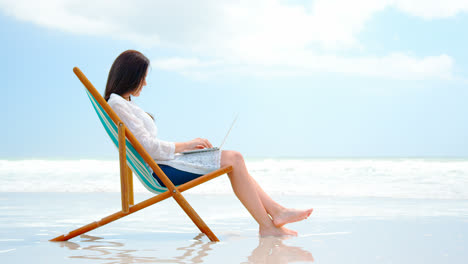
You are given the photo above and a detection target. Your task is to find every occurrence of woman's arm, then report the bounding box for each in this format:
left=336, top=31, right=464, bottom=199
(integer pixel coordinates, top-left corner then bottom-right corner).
left=175, top=138, right=213, bottom=153
left=111, top=102, right=176, bottom=160
left=110, top=99, right=213, bottom=156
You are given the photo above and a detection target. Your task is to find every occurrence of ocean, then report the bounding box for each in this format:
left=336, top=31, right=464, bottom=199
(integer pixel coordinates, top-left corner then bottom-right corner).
left=1, top=158, right=467, bottom=199
left=1, top=158, right=468, bottom=263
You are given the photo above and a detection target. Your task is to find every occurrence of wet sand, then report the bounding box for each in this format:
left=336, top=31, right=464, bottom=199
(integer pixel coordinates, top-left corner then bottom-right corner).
left=1, top=192, right=467, bottom=263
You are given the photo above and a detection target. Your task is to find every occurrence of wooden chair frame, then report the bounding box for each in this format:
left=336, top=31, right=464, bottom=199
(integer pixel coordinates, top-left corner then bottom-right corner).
left=50, top=67, right=232, bottom=242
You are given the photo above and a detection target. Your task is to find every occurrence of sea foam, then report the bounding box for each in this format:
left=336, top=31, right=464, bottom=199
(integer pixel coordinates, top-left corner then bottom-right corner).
left=1, top=159, right=467, bottom=199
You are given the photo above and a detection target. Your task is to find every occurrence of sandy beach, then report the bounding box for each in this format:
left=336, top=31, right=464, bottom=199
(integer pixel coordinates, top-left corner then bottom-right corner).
left=1, top=192, right=467, bottom=263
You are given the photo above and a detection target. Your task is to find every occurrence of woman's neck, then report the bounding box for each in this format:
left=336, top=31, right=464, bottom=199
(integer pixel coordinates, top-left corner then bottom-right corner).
left=121, top=94, right=131, bottom=101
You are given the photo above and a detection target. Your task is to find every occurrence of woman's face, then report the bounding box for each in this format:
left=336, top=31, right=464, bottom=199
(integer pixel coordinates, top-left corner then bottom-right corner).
left=131, top=71, right=147, bottom=97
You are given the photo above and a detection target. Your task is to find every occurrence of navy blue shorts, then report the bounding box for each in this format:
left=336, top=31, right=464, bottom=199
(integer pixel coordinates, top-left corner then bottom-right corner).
left=152, top=164, right=203, bottom=187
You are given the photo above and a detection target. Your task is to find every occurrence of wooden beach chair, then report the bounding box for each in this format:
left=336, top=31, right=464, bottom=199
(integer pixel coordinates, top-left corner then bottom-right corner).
left=50, top=67, right=232, bottom=242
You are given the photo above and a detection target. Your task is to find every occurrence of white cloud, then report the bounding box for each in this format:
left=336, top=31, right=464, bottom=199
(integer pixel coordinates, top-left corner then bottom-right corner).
left=393, top=0, right=468, bottom=19
left=0, top=0, right=464, bottom=80
left=153, top=52, right=454, bottom=80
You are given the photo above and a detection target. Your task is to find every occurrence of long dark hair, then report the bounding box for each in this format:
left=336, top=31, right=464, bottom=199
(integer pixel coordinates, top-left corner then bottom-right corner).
left=104, top=50, right=150, bottom=101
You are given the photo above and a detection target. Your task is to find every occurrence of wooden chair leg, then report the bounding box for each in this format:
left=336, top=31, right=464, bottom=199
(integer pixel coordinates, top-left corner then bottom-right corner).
left=127, top=165, right=134, bottom=206
left=172, top=192, right=219, bottom=242
left=49, top=166, right=232, bottom=242
left=50, top=191, right=172, bottom=242
left=118, top=123, right=129, bottom=213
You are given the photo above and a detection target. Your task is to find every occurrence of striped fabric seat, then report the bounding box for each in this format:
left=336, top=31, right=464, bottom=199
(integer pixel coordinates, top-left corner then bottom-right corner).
left=85, top=89, right=168, bottom=194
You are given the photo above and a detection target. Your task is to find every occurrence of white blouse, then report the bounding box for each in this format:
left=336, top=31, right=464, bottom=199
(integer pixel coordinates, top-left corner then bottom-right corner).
left=108, top=93, right=175, bottom=160
left=108, top=93, right=221, bottom=175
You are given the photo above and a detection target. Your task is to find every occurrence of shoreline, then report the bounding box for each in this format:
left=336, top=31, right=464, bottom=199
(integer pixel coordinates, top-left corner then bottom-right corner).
left=1, top=192, right=468, bottom=263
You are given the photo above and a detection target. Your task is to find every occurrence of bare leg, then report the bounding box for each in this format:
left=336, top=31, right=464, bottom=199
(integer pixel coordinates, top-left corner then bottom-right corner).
left=249, top=176, right=313, bottom=227
left=248, top=174, right=285, bottom=217
left=221, top=150, right=297, bottom=237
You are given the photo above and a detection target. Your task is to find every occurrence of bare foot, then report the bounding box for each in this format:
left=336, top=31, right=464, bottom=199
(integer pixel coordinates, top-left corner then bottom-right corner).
left=272, top=208, right=313, bottom=227
left=259, top=225, right=298, bottom=237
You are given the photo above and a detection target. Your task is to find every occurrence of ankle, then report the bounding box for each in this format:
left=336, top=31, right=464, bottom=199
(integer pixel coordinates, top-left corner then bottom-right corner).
left=259, top=220, right=277, bottom=231
left=269, top=205, right=287, bottom=218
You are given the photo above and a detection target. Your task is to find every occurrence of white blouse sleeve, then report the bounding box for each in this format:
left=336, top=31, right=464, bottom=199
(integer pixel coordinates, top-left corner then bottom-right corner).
left=111, top=101, right=175, bottom=161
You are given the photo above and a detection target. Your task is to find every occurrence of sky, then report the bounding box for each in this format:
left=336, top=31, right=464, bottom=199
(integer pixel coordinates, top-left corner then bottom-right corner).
left=1, top=0, right=468, bottom=159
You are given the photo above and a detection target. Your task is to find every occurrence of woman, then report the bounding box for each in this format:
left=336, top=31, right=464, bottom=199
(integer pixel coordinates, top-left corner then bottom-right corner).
left=105, top=50, right=312, bottom=237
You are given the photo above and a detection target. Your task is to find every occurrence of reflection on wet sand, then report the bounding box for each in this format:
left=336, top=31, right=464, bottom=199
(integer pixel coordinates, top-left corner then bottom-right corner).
left=58, top=234, right=313, bottom=264
left=248, top=237, right=314, bottom=264
left=60, top=234, right=213, bottom=263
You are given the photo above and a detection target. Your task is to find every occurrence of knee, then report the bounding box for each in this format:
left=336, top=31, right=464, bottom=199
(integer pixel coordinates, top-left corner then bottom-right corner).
left=222, top=150, right=244, bottom=167
left=231, top=151, right=244, bottom=165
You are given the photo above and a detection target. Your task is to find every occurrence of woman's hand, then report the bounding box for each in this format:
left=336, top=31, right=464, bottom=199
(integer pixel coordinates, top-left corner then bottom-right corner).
left=187, top=138, right=213, bottom=150
left=175, top=138, right=213, bottom=153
